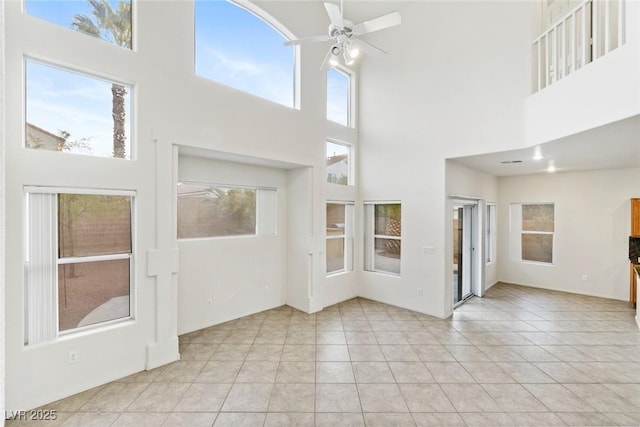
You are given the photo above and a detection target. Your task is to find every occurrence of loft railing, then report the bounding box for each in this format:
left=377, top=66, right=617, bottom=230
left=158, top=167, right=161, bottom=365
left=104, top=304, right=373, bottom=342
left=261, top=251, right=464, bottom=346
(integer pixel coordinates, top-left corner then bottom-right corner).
left=532, top=0, right=625, bottom=93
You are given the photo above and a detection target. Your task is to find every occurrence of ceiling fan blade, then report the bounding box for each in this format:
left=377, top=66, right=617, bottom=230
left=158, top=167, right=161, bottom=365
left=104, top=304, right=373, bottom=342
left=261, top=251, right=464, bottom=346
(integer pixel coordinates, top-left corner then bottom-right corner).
left=320, top=47, right=334, bottom=70
left=284, top=34, right=331, bottom=46
left=324, top=2, right=344, bottom=27
left=352, top=11, right=401, bottom=36
left=350, top=39, right=387, bottom=57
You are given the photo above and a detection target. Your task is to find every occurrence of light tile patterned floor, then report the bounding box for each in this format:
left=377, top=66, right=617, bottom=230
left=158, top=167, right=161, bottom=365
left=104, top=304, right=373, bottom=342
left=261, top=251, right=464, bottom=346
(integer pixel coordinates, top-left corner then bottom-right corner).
left=8, top=283, right=640, bottom=426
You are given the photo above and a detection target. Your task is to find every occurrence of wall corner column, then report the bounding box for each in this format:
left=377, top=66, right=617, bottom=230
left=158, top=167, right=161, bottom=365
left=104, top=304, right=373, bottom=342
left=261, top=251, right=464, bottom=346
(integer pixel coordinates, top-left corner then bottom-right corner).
left=145, top=140, right=180, bottom=369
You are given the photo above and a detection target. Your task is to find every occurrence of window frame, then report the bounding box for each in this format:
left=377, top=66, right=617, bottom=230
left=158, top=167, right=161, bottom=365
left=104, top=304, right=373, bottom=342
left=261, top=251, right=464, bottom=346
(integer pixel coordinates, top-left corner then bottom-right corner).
left=176, top=181, right=277, bottom=241
left=364, top=201, right=402, bottom=276
left=326, top=201, right=354, bottom=276
left=24, top=57, right=135, bottom=160
left=326, top=139, right=352, bottom=186
left=326, top=66, right=353, bottom=127
left=517, top=202, right=555, bottom=265
left=24, top=186, right=136, bottom=343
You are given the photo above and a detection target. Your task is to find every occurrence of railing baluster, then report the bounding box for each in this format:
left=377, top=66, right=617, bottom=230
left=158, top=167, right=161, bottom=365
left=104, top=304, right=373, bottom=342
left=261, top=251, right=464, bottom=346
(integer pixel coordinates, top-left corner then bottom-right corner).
left=561, top=20, right=566, bottom=79
left=604, top=0, right=610, bottom=54
left=592, top=0, right=599, bottom=58
left=618, top=0, right=625, bottom=46
left=542, top=35, right=547, bottom=89
left=536, top=42, right=542, bottom=91
left=570, top=12, right=576, bottom=74
left=580, top=2, right=590, bottom=67
left=545, top=33, right=550, bottom=87
left=551, top=28, right=556, bottom=83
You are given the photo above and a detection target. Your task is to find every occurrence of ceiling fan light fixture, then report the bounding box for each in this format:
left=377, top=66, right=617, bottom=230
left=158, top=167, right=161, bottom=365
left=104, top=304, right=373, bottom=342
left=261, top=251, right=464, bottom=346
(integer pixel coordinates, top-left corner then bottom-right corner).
left=347, top=44, right=360, bottom=59
left=288, top=1, right=401, bottom=69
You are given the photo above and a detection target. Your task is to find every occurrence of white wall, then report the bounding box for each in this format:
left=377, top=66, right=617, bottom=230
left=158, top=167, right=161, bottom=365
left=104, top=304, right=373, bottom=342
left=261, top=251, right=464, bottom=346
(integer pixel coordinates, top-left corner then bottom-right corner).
left=3, top=0, right=332, bottom=410
left=358, top=1, right=531, bottom=318
left=445, top=161, right=499, bottom=308
left=498, top=167, right=640, bottom=300
left=177, top=156, right=289, bottom=335
left=0, top=1, right=6, bottom=422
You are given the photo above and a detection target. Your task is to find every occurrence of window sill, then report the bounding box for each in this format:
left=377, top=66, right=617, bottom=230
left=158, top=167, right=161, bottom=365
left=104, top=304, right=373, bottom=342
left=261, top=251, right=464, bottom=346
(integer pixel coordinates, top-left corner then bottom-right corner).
left=326, top=270, right=353, bottom=278
left=364, top=270, right=401, bottom=278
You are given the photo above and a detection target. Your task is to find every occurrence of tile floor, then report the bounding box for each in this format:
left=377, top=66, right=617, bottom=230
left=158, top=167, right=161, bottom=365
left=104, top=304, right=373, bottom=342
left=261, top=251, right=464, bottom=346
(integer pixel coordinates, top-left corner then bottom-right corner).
left=8, top=282, right=640, bottom=426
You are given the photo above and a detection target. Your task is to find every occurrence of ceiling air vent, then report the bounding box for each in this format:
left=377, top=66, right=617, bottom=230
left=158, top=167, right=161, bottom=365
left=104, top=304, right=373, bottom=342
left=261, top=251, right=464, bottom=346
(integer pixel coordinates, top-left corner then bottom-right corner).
left=500, top=160, right=523, bottom=164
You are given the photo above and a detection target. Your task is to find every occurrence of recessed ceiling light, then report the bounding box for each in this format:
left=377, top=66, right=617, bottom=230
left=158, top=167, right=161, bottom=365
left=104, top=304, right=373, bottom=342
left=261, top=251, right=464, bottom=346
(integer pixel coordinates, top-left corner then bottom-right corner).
left=533, top=147, right=543, bottom=160
left=547, top=164, right=556, bottom=173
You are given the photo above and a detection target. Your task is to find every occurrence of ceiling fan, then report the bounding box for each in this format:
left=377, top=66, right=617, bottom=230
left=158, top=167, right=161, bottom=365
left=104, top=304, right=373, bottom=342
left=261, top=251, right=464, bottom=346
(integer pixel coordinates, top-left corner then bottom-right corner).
left=284, top=1, right=401, bottom=69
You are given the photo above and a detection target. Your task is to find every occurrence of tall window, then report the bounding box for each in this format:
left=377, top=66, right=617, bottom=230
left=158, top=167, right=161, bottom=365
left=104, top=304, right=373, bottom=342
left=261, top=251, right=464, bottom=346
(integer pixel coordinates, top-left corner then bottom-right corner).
left=486, top=204, right=496, bottom=263
left=364, top=203, right=401, bottom=275
left=25, top=0, right=132, bottom=49
left=326, top=202, right=354, bottom=274
left=326, top=68, right=350, bottom=126
left=326, top=141, right=351, bottom=185
left=25, top=60, right=132, bottom=159
left=521, top=203, right=554, bottom=263
left=25, top=189, right=134, bottom=344
left=195, top=1, right=295, bottom=108
left=177, top=183, right=277, bottom=239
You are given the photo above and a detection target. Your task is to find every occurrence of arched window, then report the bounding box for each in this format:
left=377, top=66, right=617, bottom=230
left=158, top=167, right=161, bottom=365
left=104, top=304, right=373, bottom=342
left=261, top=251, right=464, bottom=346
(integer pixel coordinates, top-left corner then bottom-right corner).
left=195, top=1, right=296, bottom=108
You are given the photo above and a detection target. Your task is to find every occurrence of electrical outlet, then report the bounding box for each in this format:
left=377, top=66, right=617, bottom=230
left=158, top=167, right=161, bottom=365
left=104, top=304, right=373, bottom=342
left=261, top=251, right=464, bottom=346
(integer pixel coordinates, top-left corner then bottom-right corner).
left=581, top=274, right=588, bottom=281
left=417, top=288, right=423, bottom=296
left=68, top=350, right=78, bottom=364
left=207, top=298, right=212, bottom=305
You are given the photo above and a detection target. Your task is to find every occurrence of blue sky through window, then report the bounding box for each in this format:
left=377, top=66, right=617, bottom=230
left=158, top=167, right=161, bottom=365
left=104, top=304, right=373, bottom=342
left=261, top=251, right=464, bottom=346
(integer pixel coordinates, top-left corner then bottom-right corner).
left=26, top=61, right=131, bottom=158
left=327, top=68, right=349, bottom=126
left=26, top=0, right=130, bottom=47
left=326, top=140, right=349, bottom=158
left=195, top=1, right=295, bottom=107
left=26, top=1, right=96, bottom=29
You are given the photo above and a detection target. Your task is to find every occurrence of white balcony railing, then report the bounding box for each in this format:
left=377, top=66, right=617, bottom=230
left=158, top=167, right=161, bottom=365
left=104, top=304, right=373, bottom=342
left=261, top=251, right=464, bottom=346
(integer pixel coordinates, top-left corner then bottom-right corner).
left=532, top=0, right=626, bottom=93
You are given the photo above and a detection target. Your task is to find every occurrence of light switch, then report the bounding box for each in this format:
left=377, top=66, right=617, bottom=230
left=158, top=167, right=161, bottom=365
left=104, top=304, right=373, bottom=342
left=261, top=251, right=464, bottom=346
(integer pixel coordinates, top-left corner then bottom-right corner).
left=422, top=246, right=435, bottom=255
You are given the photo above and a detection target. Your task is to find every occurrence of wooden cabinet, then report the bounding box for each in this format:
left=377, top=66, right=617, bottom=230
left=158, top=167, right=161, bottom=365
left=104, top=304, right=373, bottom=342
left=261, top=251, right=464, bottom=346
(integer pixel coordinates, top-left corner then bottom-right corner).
left=632, top=198, right=640, bottom=237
